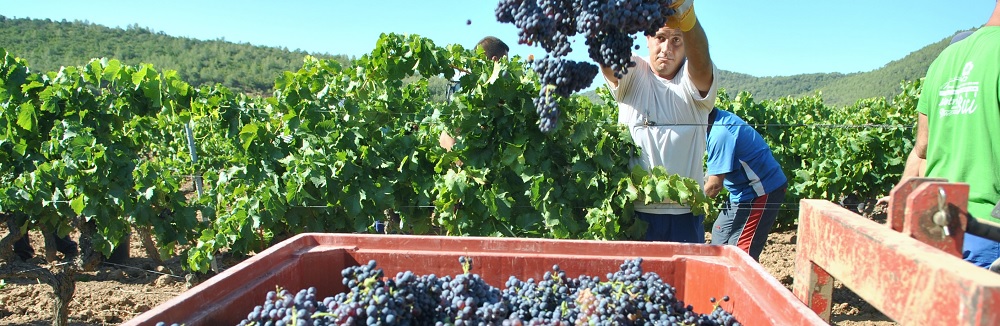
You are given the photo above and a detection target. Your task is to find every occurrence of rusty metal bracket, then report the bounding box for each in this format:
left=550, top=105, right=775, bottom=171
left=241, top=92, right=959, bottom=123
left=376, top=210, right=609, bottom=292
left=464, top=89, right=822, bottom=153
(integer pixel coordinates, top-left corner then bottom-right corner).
left=887, top=178, right=1000, bottom=254
left=886, top=177, right=947, bottom=232
left=901, top=182, right=968, bottom=257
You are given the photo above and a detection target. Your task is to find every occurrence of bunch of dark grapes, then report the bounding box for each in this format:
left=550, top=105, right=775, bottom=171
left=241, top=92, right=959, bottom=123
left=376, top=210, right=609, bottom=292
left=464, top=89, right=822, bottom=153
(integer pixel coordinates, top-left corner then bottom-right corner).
left=226, top=257, right=740, bottom=326
left=587, top=30, right=638, bottom=78
left=498, top=0, right=677, bottom=76
left=501, top=264, right=581, bottom=324
left=532, top=56, right=598, bottom=131
left=533, top=56, right=598, bottom=98
left=497, top=0, right=677, bottom=132
left=577, top=0, right=676, bottom=78
left=496, top=0, right=576, bottom=57
left=533, top=88, right=559, bottom=133
left=230, top=287, right=322, bottom=326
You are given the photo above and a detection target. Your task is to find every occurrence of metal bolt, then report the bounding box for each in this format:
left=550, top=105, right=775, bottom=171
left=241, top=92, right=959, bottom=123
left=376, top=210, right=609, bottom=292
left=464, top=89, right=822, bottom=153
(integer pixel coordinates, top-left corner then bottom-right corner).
left=933, top=211, right=951, bottom=237
left=934, top=187, right=951, bottom=238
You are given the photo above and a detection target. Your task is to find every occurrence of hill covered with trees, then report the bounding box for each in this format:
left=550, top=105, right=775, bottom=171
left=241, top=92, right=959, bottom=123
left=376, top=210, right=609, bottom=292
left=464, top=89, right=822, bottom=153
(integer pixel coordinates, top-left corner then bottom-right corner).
left=584, top=29, right=971, bottom=107
left=0, top=15, right=353, bottom=95
left=715, top=33, right=963, bottom=107
left=0, top=15, right=971, bottom=106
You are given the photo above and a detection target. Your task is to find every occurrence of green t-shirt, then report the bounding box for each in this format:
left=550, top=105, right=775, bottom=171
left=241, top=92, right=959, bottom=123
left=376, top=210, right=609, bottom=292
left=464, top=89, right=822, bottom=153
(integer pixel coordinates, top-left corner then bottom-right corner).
left=917, top=27, right=1000, bottom=223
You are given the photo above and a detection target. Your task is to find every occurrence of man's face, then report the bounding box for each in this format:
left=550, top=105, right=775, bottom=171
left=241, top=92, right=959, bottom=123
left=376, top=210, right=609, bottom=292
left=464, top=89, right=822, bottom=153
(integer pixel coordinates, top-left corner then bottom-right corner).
left=647, top=26, right=686, bottom=79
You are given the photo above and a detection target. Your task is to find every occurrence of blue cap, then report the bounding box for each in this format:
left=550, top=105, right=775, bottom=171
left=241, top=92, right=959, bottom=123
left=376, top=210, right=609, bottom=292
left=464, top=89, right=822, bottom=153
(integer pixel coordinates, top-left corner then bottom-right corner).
left=950, top=30, right=974, bottom=44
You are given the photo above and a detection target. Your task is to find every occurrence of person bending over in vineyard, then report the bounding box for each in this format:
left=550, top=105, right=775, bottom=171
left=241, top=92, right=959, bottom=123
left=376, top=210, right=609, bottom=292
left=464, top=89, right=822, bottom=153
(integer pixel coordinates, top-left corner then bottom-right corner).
left=14, top=234, right=78, bottom=261
left=704, top=108, right=787, bottom=261
left=477, top=36, right=511, bottom=61
left=600, top=0, right=718, bottom=243
left=6, top=211, right=78, bottom=261
left=374, top=37, right=510, bottom=234
left=439, top=36, right=510, bottom=152
left=887, top=2, right=1000, bottom=269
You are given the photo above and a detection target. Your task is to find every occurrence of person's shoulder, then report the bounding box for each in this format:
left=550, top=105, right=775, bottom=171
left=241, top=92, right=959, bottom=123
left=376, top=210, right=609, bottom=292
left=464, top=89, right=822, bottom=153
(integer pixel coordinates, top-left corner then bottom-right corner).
left=966, top=27, right=1000, bottom=48
left=940, top=29, right=997, bottom=56
left=629, top=54, right=649, bottom=69
left=717, top=110, right=753, bottom=137
left=714, top=108, right=740, bottom=124
left=950, top=30, right=975, bottom=44
left=617, top=55, right=650, bottom=84
left=712, top=108, right=729, bottom=118
left=708, top=124, right=734, bottom=145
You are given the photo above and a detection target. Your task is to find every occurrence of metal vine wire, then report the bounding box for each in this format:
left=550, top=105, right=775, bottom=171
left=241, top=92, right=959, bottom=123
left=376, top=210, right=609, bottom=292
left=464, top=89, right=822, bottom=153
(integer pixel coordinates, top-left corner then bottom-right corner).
left=100, top=262, right=187, bottom=280
left=225, top=107, right=915, bottom=130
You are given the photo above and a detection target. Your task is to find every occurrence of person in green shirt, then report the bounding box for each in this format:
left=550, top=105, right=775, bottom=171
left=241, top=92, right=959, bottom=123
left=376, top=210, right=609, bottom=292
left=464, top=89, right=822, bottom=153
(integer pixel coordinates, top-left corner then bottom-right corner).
left=891, top=2, right=1000, bottom=269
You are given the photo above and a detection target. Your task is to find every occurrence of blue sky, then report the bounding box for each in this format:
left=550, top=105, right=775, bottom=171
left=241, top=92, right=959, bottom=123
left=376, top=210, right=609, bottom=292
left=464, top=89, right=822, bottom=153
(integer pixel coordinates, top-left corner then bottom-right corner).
left=3, top=1, right=993, bottom=88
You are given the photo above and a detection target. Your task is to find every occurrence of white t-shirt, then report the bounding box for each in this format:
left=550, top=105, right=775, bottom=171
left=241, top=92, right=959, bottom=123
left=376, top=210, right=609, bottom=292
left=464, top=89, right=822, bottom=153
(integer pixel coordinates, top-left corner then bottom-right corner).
left=445, top=70, right=466, bottom=103
left=607, top=55, right=718, bottom=214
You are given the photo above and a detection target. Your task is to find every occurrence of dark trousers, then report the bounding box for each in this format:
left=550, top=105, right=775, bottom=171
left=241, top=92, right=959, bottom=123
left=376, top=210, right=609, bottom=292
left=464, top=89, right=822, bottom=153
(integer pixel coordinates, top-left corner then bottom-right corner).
left=636, top=211, right=706, bottom=244
left=711, top=184, right=787, bottom=260
left=13, top=232, right=78, bottom=260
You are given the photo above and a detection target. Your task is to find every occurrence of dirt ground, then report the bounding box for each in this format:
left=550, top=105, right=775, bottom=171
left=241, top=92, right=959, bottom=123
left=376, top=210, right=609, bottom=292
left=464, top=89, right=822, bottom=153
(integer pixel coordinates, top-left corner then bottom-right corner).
left=754, top=229, right=895, bottom=326
left=1, top=212, right=897, bottom=326
left=0, top=227, right=192, bottom=326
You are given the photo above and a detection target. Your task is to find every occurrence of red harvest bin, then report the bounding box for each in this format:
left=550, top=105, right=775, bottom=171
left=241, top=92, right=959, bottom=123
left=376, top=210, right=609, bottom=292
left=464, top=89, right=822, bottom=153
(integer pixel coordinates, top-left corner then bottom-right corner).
left=124, top=234, right=825, bottom=326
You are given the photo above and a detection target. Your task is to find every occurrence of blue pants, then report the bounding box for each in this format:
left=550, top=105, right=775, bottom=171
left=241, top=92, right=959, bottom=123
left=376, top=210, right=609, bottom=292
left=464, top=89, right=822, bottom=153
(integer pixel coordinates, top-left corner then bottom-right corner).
left=636, top=211, right=705, bottom=244
left=963, top=231, right=1000, bottom=268
left=711, top=184, right=786, bottom=261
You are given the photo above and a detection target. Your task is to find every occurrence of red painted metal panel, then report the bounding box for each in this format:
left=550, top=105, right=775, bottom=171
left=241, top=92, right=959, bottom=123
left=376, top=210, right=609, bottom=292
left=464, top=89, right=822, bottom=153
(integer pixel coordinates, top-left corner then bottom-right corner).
left=125, top=234, right=826, bottom=326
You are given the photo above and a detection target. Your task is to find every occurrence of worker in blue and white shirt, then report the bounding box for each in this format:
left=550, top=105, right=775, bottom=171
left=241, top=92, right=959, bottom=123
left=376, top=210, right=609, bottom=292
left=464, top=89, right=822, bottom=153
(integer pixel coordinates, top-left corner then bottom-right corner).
left=705, top=107, right=788, bottom=260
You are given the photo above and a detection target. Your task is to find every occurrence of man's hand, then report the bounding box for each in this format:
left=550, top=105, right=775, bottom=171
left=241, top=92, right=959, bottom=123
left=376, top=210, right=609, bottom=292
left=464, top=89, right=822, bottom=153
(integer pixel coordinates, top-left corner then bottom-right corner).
left=704, top=174, right=724, bottom=198
left=439, top=130, right=456, bottom=152
left=667, top=0, right=697, bottom=32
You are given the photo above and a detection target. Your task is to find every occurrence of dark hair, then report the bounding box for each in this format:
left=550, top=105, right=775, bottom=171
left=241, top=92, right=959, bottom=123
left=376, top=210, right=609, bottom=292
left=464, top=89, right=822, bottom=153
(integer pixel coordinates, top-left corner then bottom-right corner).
left=476, top=36, right=509, bottom=60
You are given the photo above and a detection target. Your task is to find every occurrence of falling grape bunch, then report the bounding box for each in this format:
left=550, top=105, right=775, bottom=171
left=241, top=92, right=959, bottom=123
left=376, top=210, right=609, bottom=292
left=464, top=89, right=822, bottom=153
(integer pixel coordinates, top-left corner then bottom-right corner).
left=197, top=257, right=742, bottom=326
left=496, top=0, right=678, bottom=132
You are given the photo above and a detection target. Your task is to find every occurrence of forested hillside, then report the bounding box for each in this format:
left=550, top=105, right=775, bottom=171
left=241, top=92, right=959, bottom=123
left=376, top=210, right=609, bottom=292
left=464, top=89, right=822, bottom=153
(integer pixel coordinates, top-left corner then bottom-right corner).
left=0, top=15, right=353, bottom=95
left=0, top=15, right=970, bottom=106
left=587, top=30, right=971, bottom=107
left=714, top=34, right=959, bottom=107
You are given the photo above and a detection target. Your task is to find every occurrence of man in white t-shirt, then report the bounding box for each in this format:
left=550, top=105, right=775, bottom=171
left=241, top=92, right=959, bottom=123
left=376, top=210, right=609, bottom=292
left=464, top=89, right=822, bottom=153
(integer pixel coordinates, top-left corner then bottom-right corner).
left=601, top=0, right=718, bottom=243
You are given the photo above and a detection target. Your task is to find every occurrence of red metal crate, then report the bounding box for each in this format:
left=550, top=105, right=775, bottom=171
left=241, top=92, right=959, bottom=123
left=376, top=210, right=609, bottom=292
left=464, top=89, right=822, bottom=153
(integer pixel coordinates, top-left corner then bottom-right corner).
left=125, top=234, right=825, bottom=326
